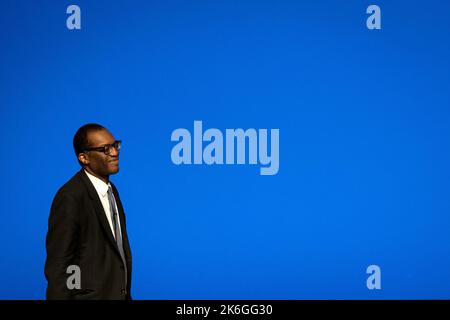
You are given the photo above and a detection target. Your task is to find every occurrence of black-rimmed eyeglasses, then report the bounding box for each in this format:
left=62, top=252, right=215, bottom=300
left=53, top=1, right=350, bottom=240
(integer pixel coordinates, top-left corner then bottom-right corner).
left=84, top=140, right=122, bottom=155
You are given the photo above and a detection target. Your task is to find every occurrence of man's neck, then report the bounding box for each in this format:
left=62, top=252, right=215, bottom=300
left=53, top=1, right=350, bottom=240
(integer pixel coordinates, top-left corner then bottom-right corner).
left=84, top=167, right=109, bottom=184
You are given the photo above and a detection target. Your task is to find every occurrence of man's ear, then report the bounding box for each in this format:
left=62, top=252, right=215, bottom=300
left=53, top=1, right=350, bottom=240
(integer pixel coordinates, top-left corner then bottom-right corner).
left=78, top=152, right=89, bottom=166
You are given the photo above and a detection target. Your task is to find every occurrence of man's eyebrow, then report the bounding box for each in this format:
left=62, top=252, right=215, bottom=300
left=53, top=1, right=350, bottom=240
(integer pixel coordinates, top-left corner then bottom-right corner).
left=99, top=141, right=115, bottom=147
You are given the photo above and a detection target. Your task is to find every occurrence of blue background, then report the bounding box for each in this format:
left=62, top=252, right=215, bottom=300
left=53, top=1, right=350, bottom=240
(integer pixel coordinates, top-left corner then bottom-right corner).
left=1, top=0, right=450, bottom=299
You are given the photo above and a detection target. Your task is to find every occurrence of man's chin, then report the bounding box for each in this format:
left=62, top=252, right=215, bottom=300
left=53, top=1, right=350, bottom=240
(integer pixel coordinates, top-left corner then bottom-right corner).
left=109, top=166, right=120, bottom=175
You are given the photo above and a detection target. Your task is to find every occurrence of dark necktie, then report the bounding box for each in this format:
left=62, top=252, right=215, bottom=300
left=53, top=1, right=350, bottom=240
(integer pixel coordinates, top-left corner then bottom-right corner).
left=107, top=185, right=128, bottom=288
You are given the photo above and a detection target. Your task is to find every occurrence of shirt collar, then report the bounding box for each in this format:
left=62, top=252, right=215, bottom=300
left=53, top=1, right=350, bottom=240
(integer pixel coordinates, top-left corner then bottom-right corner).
left=84, top=169, right=110, bottom=197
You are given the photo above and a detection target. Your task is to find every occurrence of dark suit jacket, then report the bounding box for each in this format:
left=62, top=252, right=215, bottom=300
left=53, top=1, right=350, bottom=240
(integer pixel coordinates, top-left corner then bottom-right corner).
left=45, top=170, right=132, bottom=300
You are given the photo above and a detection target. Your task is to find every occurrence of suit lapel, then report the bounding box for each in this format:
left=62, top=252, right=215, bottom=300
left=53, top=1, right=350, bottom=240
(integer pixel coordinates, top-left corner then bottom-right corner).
left=110, top=183, right=132, bottom=264
left=78, top=170, right=122, bottom=257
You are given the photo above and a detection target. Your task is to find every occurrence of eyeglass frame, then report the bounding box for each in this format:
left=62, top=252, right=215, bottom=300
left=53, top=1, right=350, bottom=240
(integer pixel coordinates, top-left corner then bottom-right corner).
left=84, top=140, right=122, bottom=155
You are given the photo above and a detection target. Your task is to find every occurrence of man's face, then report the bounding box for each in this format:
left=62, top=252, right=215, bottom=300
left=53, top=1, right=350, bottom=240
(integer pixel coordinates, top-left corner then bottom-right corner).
left=82, top=129, right=120, bottom=178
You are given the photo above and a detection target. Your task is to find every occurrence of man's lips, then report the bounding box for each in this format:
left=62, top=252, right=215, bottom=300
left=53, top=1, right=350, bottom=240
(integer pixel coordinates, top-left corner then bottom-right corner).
left=109, top=159, right=119, bottom=165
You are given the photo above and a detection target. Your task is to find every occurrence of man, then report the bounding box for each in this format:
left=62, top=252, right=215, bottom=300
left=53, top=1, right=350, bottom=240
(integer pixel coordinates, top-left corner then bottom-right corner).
left=45, top=123, right=132, bottom=300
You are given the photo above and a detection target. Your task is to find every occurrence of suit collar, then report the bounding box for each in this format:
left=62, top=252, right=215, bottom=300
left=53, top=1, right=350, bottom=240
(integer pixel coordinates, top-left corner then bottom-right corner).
left=84, top=169, right=110, bottom=197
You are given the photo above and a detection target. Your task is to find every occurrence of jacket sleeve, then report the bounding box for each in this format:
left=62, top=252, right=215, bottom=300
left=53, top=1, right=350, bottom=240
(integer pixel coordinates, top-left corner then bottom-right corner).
left=44, top=191, right=80, bottom=300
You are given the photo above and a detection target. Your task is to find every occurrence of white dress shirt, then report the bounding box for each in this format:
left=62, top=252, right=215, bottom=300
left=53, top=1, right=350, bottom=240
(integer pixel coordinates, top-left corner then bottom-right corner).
left=84, top=170, right=122, bottom=240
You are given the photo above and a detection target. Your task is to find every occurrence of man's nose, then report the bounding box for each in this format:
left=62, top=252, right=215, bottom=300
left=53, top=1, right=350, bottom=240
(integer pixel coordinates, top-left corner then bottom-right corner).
left=109, top=146, right=119, bottom=157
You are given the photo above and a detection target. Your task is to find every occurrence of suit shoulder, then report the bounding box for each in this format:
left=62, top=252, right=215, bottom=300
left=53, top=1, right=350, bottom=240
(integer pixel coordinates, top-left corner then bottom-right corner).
left=53, top=171, right=87, bottom=201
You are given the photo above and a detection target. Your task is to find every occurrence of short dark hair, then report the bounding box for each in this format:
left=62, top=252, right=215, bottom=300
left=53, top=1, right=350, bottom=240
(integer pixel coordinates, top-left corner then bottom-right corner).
left=73, top=123, right=105, bottom=162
